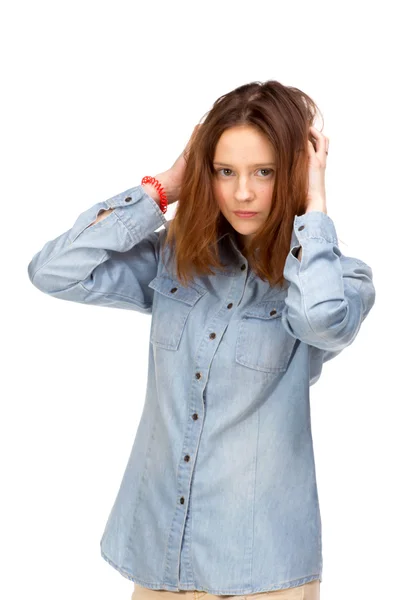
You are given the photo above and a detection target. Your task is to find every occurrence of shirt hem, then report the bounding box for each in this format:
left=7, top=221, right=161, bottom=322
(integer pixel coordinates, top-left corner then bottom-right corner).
left=100, top=548, right=321, bottom=594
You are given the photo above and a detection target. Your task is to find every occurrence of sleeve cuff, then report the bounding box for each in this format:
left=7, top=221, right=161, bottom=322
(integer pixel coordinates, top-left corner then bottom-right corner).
left=293, top=210, right=338, bottom=245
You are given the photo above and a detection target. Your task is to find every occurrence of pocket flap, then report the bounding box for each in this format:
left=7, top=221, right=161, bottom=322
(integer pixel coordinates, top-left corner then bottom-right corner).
left=243, top=299, right=286, bottom=320
left=148, top=274, right=207, bottom=306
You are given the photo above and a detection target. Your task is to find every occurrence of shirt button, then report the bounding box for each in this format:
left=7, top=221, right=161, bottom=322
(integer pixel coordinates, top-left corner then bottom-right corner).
left=184, top=455, right=190, bottom=462
left=298, top=225, right=305, bottom=231
left=180, top=497, right=185, bottom=504
left=195, top=372, right=202, bottom=379
left=270, top=309, right=277, bottom=316
left=124, top=196, right=132, bottom=202
left=192, top=413, right=198, bottom=420
left=227, top=303, right=233, bottom=309
left=170, top=287, right=178, bottom=293
left=240, top=264, right=246, bottom=270
left=209, top=332, right=216, bottom=339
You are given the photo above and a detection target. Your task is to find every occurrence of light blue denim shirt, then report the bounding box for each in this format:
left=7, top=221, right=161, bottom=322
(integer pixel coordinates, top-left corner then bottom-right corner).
left=27, top=184, right=376, bottom=595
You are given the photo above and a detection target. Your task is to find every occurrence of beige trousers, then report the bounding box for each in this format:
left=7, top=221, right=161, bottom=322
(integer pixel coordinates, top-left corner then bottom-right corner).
left=132, top=579, right=320, bottom=600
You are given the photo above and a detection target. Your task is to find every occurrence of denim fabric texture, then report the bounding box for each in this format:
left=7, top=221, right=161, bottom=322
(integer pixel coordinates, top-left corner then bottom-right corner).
left=27, top=185, right=376, bottom=595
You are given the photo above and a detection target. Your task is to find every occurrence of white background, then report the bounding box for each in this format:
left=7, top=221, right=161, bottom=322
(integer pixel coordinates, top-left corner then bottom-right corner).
left=1, top=1, right=398, bottom=599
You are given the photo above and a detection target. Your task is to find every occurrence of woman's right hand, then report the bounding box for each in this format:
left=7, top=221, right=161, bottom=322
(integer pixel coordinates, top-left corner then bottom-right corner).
left=145, top=124, right=202, bottom=206
left=164, top=124, right=202, bottom=205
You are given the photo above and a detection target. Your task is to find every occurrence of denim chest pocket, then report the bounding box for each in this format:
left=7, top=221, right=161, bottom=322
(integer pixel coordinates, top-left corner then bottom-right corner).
left=148, top=274, right=207, bottom=350
left=236, top=300, right=297, bottom=373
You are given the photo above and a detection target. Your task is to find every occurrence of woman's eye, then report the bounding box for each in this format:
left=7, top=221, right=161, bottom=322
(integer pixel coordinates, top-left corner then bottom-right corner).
left=217, top=168, right=273, bottom=177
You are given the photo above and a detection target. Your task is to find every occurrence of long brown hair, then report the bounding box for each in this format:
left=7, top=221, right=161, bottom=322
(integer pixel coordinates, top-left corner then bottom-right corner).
left=162, top=79, right=324, bottom=290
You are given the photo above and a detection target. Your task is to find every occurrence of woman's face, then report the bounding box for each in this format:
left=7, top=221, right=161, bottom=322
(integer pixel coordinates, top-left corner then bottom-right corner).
left=212, top=125, right=276, bottom=251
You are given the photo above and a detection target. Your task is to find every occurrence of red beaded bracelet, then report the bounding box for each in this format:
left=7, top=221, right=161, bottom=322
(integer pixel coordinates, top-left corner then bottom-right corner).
left=141, top=176, right=168, bottom=214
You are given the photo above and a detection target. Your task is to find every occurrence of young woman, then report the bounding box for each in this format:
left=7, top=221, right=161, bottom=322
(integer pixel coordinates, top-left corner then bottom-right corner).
left=27, top=80, right=375, bottom=600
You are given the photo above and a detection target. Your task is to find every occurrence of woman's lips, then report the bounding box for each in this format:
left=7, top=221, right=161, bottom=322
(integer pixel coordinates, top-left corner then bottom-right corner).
left=233, top=211, right=258, bottom=218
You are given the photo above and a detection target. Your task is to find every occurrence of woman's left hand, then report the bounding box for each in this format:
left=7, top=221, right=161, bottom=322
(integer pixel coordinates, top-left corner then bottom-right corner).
left=306, top=125, right=329, bottom=214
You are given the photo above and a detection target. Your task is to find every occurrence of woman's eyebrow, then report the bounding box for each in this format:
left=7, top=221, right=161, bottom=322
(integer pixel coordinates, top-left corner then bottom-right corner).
left=213, top=161, right=276, bottom=167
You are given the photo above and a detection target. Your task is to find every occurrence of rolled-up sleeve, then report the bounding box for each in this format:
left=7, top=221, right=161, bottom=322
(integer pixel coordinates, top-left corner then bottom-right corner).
left=280, top=210, right=376, bottom=352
